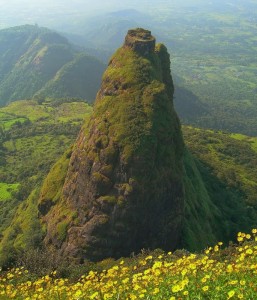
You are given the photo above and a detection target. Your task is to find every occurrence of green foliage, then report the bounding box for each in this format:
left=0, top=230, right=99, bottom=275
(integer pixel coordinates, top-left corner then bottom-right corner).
left=94, top=44, right=182, bottom=168
left=38, top=148, right=72, bottom=212
left=0, top=188, right=43, bottom=267
left=0, top=99, right=92, bottom=266
left=182, top=150, right=222, bottom=250
left=183, top=126, right=257, bottom=207
left=57, top=221, right=69, bottom=242
left=182, top=126, right=257, bottom=250
left=0, top=183, right=19, bottom=201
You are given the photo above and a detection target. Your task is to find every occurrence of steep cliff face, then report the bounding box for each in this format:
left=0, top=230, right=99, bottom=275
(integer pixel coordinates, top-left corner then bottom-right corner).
left=39, top=28, right=185, bottom=261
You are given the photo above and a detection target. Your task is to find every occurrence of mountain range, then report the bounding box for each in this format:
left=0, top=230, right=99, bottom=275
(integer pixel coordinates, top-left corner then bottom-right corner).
left=0, top=25, right=105, bottom=106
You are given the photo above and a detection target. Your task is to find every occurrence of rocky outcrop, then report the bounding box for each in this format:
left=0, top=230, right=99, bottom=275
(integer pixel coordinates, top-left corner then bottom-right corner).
left=40, top=28, right=185, bottom=261
left=124, top=28, right=156, bottom=55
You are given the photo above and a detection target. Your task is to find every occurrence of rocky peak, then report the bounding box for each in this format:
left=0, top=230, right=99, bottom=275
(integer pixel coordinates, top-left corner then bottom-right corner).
left=124, top=28, right=156, bottom=55
left=40, top=28, right=185, bottom=262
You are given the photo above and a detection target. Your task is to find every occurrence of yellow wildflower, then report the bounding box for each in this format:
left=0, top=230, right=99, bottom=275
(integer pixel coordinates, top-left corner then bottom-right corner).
left=172, top=284, right=182, bottom=293
left=240, top=280, right=246, bottom=285
left=246, top=249, right=253, bottom=255
left=89, top=292, right=98, bottom=299
left=228, top=290, right=235, bottom=299
left=202, top=286, right=209, bottom=292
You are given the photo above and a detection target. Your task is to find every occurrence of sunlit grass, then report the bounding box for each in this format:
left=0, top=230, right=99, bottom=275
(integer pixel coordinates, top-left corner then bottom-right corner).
left=0, top=183, right=19, bottom=201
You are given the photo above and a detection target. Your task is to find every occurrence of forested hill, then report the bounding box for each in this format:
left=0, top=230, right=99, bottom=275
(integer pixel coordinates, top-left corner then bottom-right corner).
left=0, top=25, right=105, bottom=106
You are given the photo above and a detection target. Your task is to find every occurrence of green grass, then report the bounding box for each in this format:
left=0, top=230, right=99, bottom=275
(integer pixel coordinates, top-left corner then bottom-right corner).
left=230, top=133, right=257, bottom=153
left=56, top=102, right=92, bottom=123
left=183, top=126, right=257, bottom=207
left=0, top=98, right=92, bottom=239
left=1, top=100, right=52, bottom=121
left=0, top=183, right=19, bottom=201
left=0, top=112, right=28, bottom=130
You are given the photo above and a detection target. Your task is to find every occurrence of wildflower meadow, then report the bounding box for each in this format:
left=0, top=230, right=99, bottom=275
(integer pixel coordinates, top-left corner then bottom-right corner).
left=1, top=230, right=257, bottom=299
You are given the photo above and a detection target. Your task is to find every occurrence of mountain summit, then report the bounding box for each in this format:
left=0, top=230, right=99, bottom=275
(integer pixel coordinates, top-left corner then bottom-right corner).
left=124, top=28, right=156, bottom=54
left=39, top=28, right=185, bottom=261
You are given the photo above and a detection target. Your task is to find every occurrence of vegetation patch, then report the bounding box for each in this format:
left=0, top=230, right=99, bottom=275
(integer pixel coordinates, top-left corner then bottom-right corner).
left=0, top=99, right=91, bottom=260
left=0, top=182, right=19, bottom=201
left=183, top=126, right=257, bottom=207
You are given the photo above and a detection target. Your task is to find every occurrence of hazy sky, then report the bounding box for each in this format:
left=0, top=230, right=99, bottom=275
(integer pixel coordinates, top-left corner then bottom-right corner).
left=0, top=0, right=209, bottom=28
left=0, top=0, right=139, bottom=28
left=0, top=0, right=255, bottom=33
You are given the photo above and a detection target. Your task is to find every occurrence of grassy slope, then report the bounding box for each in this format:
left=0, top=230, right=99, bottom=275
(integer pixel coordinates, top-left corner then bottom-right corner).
left=183, top=126, right=257, bottom=206
left=0, top=183, right=20, bottom=201
left=0, top=99, right=92, bottom=238
left=1, top=230, right=257, bottom=299
left=35, top=53, right=105, bottom=101
left=182, top=126, right=257, bottom=250
left=0, top=25, right=74, bottom=104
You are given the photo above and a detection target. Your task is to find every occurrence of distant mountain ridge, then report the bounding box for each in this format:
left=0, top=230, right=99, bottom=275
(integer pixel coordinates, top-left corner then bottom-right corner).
left=0, top=25, right=105, bottom=106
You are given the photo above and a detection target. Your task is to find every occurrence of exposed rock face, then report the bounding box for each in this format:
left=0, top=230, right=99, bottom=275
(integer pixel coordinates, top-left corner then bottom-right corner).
left=124, top=28, right=156, bottom=55
left=41, top=28, right=185, bottom=261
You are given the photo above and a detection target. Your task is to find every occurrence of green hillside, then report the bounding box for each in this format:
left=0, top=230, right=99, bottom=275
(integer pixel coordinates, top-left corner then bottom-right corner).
left=0, top=25, right=105, bottom=105
left=0, top=99, right=257, bottom=266
left=182, top=127, right=257, bottom=250
left=184, top=127, right=257, bottom=207
left=0, top=99, right=92, bottom=246
left=35, top=53, right=104, bottom=100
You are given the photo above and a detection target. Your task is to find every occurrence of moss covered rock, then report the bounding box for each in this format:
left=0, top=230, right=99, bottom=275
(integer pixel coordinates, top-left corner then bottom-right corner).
left=41, top=28, right=185, bottom=261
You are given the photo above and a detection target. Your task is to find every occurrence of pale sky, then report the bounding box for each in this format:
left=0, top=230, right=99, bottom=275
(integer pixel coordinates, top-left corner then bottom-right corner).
left=0, top=0, right=254, bottom=32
